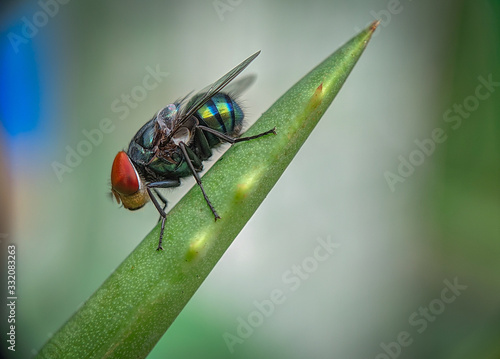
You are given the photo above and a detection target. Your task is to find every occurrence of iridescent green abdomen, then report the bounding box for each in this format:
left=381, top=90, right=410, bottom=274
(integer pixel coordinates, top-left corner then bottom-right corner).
left=195, top=93, right=243, bottom=146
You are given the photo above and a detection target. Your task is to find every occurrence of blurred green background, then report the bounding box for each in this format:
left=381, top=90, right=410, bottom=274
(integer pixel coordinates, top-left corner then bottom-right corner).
left=0, top=0, right=499, bottom=358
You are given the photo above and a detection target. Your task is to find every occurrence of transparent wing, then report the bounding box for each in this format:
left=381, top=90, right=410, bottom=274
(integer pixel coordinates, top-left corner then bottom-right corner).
left=181, top=74, right=256, bottom=117
left=172, top=51, right=260, bottom=132
left=192, top=74, right=257, bottom=99
left=220, top=74, right=257, bottom=96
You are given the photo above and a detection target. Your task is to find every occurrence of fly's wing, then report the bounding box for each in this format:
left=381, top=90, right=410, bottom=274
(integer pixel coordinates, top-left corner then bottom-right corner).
left=182, top=74, right=256, bottom=114
left=219, top=74, right=256, bottom=97
left=171, top=51, right=261, bottom=134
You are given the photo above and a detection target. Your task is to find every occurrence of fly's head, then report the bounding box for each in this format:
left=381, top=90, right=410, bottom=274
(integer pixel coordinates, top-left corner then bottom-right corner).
left=110, top=151, right=149, bottom=210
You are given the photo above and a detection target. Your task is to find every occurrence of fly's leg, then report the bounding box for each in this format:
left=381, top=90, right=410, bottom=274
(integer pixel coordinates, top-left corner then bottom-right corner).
left=179, top=142, right=221, bottom=221
left=154, top=189, right=167, bottom=222
left=194, top=127, right=213, bottom=160
left=147, top=179, right=181, bottom=250
left=197, top=125, right=276, bottom=144
left=146, top=187, right=167, bottom=251
left=154, top=189, right=168, bottom=210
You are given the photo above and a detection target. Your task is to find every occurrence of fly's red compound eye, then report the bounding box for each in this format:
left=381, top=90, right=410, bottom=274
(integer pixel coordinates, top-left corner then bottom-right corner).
left=111, top=151, right=140, bottom=195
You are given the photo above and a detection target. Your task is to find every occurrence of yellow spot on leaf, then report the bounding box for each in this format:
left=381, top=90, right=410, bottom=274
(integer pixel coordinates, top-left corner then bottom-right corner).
left=185, top=233, right=208, bottom=262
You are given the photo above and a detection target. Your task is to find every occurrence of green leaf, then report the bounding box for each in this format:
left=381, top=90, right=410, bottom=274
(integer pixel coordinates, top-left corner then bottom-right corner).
left=37, top=21, right=379, bottom=359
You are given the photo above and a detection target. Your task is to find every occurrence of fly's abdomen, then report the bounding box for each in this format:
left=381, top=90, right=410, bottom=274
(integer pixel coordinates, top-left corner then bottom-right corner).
left=195, top=93, right=243, bottom=146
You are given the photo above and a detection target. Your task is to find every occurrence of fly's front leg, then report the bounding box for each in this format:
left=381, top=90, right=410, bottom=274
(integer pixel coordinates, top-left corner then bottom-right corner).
left=147, top=179, right=181, bottom=250
left=179, top=142, right=221, bottom=221
left=146, top=187, right=167, bottom=251
left=197, top=125, right=276, bottom=144
left=154, top=189, right=168, bottom=210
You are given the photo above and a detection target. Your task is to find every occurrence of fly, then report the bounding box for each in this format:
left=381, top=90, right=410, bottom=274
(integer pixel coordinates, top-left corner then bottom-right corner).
left=110, top=51, right=275, bottom=250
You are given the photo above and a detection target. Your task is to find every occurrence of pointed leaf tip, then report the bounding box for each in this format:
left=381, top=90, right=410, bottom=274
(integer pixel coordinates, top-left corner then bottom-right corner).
left=370, top=20, right=381, bottom=32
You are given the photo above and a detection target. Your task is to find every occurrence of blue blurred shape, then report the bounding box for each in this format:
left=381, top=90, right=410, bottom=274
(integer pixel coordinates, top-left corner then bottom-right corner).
left=0, top=22, right=41, bottom=136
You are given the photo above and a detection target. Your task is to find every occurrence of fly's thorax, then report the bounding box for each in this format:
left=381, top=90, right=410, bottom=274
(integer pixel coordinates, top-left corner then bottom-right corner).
left=129, top=104, right=179, bottom=156
left=127, top=107, right=179, bottom=178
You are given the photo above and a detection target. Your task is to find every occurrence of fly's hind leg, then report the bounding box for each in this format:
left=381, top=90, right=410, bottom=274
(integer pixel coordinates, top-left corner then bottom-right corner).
left=197, top=125, right=276, bottom=144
